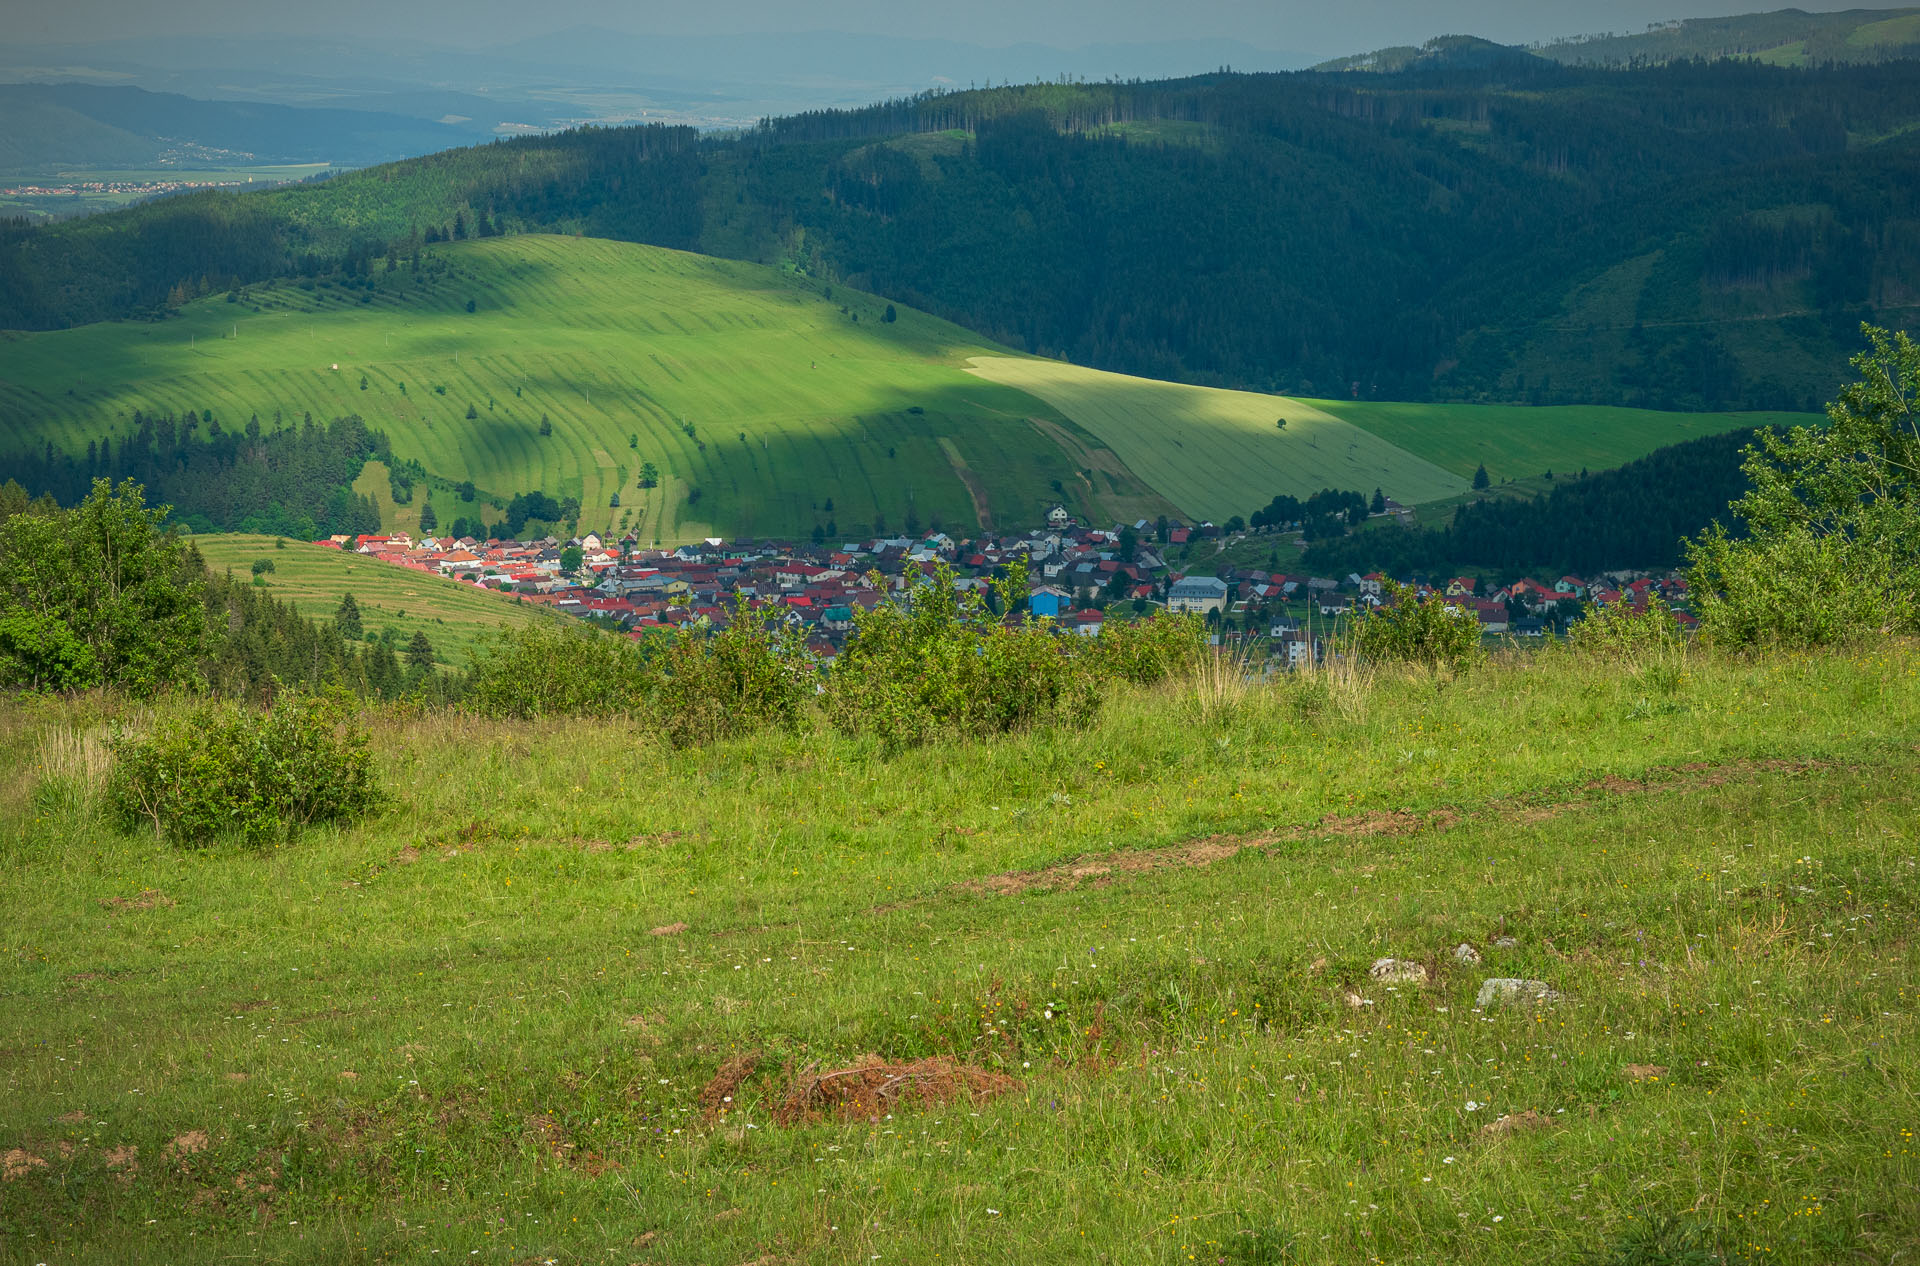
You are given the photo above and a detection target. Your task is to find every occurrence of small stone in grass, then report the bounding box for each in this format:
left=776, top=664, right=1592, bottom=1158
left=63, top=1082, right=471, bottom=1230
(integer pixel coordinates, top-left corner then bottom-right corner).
left=1476, top=977, right=1560, bottom=1007
left=1370, top=957, right=1428, bottom=984
left=1492, top=936, right=1519, bottom=949
left=1452, top=943, right=1482, bottom=965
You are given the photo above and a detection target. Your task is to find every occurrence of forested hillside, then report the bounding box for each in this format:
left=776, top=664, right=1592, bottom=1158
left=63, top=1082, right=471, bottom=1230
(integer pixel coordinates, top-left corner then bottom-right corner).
left=1299, top=427, right=1767, bottom=577
left=3, top=57, right=1918, bottom=409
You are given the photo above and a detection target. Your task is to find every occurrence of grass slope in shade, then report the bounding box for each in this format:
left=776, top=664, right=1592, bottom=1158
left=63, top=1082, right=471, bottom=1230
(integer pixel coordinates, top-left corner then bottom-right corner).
left=0, top=236, right=1110, bottom=543
left=967, top=355, right=1469, bottom=521
left=1311, top=398, right=1820, bottom=485
left=192, top=534, right=554, bottom=667
left=4, top=644, right=1918, bottom=1263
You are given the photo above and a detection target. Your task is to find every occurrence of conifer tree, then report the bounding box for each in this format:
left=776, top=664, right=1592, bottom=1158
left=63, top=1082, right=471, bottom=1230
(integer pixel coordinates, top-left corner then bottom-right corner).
left=335, top=592, right=362, bottom=639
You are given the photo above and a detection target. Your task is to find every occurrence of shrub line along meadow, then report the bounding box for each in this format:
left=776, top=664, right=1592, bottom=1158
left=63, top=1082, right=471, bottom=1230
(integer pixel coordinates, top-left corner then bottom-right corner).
left=4, top=636, right=1919, bottom=1264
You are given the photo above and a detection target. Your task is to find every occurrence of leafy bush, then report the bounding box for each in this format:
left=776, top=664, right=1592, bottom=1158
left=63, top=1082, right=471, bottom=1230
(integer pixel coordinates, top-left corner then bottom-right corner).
left=1078, top=611, right=1206, bottom=684
left=825, top=565, right=1098, bottom=748
left=1687, top=326, right=1920, bottom=647
left=108, top=692, right=380, bottom=845
left=1347, top=580, right=1483, bottom=671
left=465, top=623, right=656, bottom=718
left=653, top=605, right=816, bottom=747
left=1566, top=599, right=1686, bottom=660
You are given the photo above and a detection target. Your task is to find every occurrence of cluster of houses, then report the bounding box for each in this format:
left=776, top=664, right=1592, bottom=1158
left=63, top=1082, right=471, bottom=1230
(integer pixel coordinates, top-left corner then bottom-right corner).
left=320, top=509, right=1693, bottom=663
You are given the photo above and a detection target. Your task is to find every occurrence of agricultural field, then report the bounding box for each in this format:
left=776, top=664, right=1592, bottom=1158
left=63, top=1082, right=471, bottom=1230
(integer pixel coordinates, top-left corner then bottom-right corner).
left=965, top=357, right=1470, bottom=523
left=0, top=236, right=1116, bottom=544
left=1308, top=399, right=1817, bottom=486
left=3, top=643, right=1918, bottom=1263
left=192, top=533, right=553, bottom=668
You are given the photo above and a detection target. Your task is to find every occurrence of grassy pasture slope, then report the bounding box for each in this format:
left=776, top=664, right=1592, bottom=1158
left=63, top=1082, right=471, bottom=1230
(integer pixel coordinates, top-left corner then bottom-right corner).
left=967, top=356, right=1470, bottom=521
left=0, top=236, right=1110, bottom=543
left=3, top=646, right=1917, bottom=1262
left=1311, top=398, right=1819, bottom=485
left=192, top=534, right=555, bottom=668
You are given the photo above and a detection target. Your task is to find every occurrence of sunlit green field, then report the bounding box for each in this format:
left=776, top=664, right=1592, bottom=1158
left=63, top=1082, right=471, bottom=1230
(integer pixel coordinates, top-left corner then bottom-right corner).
left=0, top=236, right=1114, bottom=543
left=4, top=642, right=1917, bottom=1264
left=1308, top=398, right=1817, bottom=486
left=191, top=534, right=554, bottom=668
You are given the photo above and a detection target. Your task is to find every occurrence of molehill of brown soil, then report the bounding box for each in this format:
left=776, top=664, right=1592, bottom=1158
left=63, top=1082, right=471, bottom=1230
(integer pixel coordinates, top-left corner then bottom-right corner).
left=772, top=1055, right=1018, bottom=1124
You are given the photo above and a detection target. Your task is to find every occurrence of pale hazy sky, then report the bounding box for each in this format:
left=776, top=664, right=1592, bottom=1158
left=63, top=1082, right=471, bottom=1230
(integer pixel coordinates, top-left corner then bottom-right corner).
left=5, top=0, right=1888, bottom=56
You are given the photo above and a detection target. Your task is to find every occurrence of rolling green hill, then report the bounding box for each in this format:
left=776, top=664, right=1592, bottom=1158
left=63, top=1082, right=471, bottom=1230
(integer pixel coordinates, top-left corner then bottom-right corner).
left=1537, top=7, right=1920, bottom=67
left=192, top=533, right=557, bottom=667
left=0, top=236, right=1134, bottom=542
left=3, top=235, right=1817, bottom=539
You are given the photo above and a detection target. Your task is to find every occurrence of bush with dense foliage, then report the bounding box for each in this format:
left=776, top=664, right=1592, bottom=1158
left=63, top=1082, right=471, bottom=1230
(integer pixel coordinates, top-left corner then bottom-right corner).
left=1347, top=580, right=1484, bottom=672
left=1077, top=610, right=1207, bottom=685
left=1687, top=326, right=1920, bottom=647
left=0, top=478, right=211, bottom=695
left=107, top=690, right=380, bottom=845
left=825, top=565, right=1101, bottom=748
left=653, top=606, right=816, bottom=747
left=464, top=623, right=656, bottom=718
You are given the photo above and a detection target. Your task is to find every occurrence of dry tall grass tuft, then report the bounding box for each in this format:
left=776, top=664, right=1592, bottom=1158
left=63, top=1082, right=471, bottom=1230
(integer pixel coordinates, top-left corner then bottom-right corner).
left=1184, top=640, right=1257, bottom=727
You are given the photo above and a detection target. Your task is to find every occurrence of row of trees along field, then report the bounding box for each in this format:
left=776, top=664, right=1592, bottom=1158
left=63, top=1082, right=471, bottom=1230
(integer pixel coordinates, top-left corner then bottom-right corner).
left=9, top=412, right=384, bottom=540
left=4, top=59, right=1918, bottom=409
left=0, top=478, right=455, bottom=701
left=1299, top=428, right=1764, bottom=577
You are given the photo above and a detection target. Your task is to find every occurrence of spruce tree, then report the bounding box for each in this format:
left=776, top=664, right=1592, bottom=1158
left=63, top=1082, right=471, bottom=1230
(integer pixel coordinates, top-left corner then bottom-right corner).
left=418, top=501, right=438, bottom=533
left=335, top=592, right=362, bottom=639
left=406, top=631, right=435, bottom=670
left=1472, top=464, right=1490, bottom=490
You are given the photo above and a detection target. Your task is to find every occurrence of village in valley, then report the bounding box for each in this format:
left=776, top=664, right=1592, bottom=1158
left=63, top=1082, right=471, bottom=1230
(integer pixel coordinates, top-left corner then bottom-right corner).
left=320, top=499, right=1696, bottom=664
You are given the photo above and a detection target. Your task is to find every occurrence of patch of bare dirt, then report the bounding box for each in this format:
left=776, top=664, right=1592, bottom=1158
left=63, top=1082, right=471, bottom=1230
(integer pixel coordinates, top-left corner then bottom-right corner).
left=163, top=1130, right=210, bottom=1167
left=700, top=1052, right=760, bottom=1121
left=1623, top=1064, right=1669, bottom=1081
left=524, top=1112, right=617, bottom=1175
left=2, top=1148, right=48, bottom=1180
left=99, top=889, right=174, bottom=912
left=55, top=1110, right=87, bottom=1124
left=627, top=830, right=693, bottom=850
left=1478, top=1109, right=1553, bottom=1138
left=650, top=922, right=688, bottom=937
left=773, top=1055, right=1018, bottom=1125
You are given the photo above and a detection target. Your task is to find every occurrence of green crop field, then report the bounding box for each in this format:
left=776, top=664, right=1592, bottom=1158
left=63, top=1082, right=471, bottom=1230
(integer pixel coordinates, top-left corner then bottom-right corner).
left=0, top=236, right=1125, bottom=543
left=4, top=644, right=1918, bottom=1262
left=965, top=357, right=1470, bottom=522
left=190, top=533, right=555, bottom=668
left=1309, top=399, right=1819, bottom=485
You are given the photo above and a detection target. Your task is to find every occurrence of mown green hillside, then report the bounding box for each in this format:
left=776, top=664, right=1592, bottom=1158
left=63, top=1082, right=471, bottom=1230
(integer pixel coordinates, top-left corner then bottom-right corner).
left=1537, top=7, right=1920, bottom=67
left=0, top=236, right=1151, bottom=542
left=193, top=534, right=555, bottom=667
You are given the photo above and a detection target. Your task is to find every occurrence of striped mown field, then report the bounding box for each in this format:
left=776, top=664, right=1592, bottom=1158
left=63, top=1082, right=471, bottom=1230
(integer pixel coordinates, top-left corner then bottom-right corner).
left=0, top=236, right=1108, bottom=542
left=193, top=534, right=557, bottom=667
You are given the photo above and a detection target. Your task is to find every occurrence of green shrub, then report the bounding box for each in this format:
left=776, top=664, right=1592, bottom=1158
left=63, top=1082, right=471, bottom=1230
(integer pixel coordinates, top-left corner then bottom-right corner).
left=653, top=605, right=816, bottom=747
left=1566, top=599, right=1686, bottom=660
left=825, top=565, right=1098, bottom=748
left=464, top=623, right=656, bottom=719
left=1347, top=580, right=1483, bottom=671
left=1078, top=611, right=1207, bottom=684
left=1687, top=325, right=1920, bottom=647
left=108, top=692, right=380, bottom=845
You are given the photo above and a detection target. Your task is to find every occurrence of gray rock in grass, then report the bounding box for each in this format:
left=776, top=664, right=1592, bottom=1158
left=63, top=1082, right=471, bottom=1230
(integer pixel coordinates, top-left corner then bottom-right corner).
left=1369, top=957, right=1429, bottom=985
left=1492, top=936, right=1520, bottom=949
left=1452, top=943, right=1482, bottom=965
left=1476, top=977, right=1560, bottom=1008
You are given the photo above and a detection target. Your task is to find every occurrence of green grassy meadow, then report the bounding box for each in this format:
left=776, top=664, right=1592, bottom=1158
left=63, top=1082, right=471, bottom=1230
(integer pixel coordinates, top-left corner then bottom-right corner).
left=0, top=236, right=1118, bottom=543
left=4, top=642, right=1918, bottom=1263
left=966, top=356, right=1470, bottom=522
left=1307, top=399, right=1818, bottom=486
left=191, top=534, right=557, bottom=668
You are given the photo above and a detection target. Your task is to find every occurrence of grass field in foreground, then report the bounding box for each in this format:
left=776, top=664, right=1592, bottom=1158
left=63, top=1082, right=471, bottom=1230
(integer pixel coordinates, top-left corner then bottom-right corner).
left=192, top=533, right=550, bottom=668
left=3, top=642, right=1918, bottom=1263
left=0, top=235, right=1117, bottom=543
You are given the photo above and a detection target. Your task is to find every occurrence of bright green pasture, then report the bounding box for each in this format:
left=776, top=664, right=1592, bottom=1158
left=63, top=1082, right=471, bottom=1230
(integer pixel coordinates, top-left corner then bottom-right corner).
left=4, top=643, right=1918, bottom=1263
left=966, top=356, right=1470, bottom=521
left=1311, top=398, right=1820, bottom=485
left=191, top=534, right=550, bottom=668
left=0, top=236, right=1104, bottom=543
